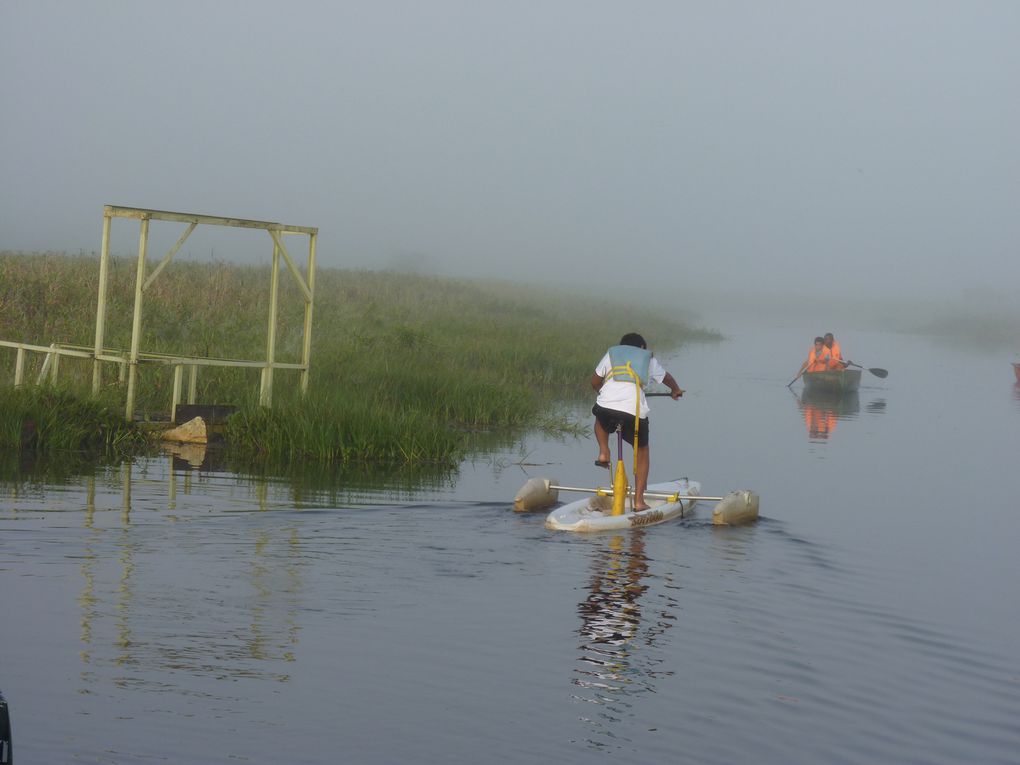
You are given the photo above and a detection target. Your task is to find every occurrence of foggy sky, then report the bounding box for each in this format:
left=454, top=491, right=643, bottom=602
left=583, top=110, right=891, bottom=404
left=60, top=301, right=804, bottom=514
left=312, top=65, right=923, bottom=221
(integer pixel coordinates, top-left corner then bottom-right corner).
left=2, top=1, right=1018, bottom=301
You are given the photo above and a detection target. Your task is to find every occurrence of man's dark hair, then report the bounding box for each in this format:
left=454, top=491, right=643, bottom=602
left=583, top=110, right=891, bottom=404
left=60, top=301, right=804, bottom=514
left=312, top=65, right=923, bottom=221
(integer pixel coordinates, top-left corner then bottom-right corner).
left=620, top=333, right=646, bottom=349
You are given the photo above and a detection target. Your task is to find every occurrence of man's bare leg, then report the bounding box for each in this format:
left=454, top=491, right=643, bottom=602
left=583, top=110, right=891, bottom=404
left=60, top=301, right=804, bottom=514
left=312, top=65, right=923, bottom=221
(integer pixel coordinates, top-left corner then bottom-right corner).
left=594, top=419, right=611, bottom=464
left=634, top=445, right=650, bottom=510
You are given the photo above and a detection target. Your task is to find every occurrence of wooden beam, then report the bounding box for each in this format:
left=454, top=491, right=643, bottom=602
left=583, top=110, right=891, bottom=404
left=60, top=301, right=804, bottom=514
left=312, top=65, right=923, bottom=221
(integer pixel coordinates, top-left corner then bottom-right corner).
left=104, top=204, right=317, bottom=235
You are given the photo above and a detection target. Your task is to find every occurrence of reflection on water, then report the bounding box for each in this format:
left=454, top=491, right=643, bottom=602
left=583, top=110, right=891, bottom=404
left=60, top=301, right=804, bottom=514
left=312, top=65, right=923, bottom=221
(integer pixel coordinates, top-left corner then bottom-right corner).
left=791, top=387, right=887, bottom=442
left=0, top=445, right=465, bottom=508
left=793, top=388, right=856, bottom=440
left=70, top=465, right=304, bottom=695
left=574, top=532, right=677, bottom=749
left=0, top=449, right=472, bottom=705
left=866, top=398, right=887, bottom=414
left=4, top=319, right=1020, bottom=764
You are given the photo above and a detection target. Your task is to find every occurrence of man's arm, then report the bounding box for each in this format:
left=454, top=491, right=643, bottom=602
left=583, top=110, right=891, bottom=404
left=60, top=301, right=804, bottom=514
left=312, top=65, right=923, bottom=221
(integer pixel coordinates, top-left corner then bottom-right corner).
left=662, top=372, right=684, bottom=400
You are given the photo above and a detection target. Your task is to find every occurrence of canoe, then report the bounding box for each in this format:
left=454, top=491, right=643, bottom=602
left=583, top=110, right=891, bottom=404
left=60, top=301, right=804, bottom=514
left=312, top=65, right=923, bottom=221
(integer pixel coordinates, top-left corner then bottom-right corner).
left=1013, top=363, right=1020, bottom=384
left=803, top=368, right=861, bottom=393
left=544, top=478, right=701, bottom=532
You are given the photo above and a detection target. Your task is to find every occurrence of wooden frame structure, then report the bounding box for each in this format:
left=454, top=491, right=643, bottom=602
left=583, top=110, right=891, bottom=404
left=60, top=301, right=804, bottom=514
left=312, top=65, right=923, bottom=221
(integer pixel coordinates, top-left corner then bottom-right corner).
left=86, top=205, right=319, bottom=420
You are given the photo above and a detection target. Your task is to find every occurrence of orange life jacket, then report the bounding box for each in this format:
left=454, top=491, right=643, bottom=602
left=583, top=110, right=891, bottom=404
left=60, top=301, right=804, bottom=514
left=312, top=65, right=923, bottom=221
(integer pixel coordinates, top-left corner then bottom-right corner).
left=806, top=346, right=831, bottom=373
left=825, top=340, right=843, bottom=368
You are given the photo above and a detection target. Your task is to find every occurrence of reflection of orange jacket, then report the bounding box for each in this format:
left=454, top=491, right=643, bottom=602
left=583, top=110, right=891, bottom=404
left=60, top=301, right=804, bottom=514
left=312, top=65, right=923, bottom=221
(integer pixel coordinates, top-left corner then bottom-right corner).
left=804, top=404, right=837, bottom=439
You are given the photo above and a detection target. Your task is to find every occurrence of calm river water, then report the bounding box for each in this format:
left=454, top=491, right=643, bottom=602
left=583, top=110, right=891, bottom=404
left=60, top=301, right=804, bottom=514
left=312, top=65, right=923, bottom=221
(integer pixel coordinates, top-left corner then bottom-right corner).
left=2, top=316, right=1019, bottom=764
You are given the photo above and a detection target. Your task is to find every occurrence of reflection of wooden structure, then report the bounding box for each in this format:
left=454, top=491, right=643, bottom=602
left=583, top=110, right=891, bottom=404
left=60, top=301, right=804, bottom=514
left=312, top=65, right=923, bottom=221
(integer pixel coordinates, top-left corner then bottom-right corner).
left=78, top=460, right=301, bottom=687
left=1013, top=362, right=1020, bottom=384
left=0, top=205, right=318, bottom=421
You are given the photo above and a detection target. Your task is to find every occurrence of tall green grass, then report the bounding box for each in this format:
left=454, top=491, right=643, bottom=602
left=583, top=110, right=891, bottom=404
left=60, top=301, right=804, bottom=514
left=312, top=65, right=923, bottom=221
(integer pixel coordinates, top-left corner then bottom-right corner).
left=0, top=386, right=146, bottom=453
left=1, top=251, right=720, bottom=464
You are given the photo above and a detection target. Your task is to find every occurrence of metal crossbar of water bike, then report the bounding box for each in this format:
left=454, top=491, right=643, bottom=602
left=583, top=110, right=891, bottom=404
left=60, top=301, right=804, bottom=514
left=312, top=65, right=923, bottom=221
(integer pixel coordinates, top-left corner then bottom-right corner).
left=548, top=484, right=726, bottom=502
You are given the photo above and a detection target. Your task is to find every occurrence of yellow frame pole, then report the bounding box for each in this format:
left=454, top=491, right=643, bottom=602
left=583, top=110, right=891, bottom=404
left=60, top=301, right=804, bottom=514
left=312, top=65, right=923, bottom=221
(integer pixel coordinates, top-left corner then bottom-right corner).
left=300, top=232, right=317, bottom=395
left=14, top=348, right=25, bottom=387
left=261, top=239, right=281, bottom=407
left=172, top=364, right=183, bottom=423
left=85, top=206, right=317, bottom=417
left=124, top=216, right=150, bottom=421
left=92, top=212, right=112, bottom=394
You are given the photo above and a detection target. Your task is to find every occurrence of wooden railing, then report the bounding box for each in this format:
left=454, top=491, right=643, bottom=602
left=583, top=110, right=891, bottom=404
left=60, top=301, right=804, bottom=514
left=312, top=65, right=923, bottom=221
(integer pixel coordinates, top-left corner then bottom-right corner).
left=0, top=340, right=305, bottom=421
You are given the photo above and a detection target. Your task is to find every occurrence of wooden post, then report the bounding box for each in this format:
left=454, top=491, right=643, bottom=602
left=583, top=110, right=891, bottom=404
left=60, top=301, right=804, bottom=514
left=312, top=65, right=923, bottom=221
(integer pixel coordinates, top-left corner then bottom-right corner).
left=92, top=212, right=112, bottom=393
left=124, top=216, right=150, bottom=421
left=87, top=205, right=318, bottom=416
left=261, top=237, right=281, bottom=407
left=300, top=232, right=317, bottom=395
left=14, top=347, right=25, bottom=387
left=172, top=364, right=183, bottom=423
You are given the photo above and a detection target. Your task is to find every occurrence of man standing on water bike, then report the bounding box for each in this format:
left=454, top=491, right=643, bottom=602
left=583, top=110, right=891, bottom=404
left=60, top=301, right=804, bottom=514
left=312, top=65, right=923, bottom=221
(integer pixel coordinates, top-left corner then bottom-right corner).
left=591, top=333, right=684, bottom=511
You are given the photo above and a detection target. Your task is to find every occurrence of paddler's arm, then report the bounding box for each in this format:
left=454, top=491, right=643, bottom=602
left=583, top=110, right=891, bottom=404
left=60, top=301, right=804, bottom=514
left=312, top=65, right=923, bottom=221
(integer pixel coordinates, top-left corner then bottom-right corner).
left=662, top=372, right=684, bottom=400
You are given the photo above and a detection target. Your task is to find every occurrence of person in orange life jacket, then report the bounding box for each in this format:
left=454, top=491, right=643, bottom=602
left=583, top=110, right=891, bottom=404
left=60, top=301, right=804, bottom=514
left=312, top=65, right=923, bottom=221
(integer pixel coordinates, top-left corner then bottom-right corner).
left=823, top=333, right=849, bottom=369
left=590, top=333, right=683, bottom=511
left=795, top=337, right=832, bottom=378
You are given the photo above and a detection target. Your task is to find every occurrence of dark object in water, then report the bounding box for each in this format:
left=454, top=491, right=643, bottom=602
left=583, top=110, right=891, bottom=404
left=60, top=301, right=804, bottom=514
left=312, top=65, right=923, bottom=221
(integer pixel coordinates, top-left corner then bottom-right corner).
left=173, top=404, right=237, bottom=426
left=0, top=688, right=12, bottom=764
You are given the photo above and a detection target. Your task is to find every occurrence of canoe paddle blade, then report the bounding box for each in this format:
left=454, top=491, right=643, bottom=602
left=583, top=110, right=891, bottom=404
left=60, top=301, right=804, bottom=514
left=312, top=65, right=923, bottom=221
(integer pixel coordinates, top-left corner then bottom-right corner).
left=846, top=361, right=888, bottom=379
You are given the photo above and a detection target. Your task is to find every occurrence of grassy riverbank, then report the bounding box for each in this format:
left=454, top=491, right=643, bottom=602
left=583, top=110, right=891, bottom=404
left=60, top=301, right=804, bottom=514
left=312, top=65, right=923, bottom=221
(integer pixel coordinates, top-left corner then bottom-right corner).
left=0, top=251, right=719, bottom=463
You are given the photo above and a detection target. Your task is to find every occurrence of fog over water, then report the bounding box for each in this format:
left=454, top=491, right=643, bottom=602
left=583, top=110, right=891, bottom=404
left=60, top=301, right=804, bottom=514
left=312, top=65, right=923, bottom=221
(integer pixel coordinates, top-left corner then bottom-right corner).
left=2, top=1, right=1018, bottom=307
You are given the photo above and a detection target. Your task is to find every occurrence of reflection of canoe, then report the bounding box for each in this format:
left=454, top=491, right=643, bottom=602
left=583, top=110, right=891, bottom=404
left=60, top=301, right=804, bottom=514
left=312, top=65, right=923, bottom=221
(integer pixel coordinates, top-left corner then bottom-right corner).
left=800, top=387, right=860, bottom=417
left=798, top=389, right=859, bottom=440
left=803, top=368, right=861, bottom=393
left=1014, top=363, right=1020, bottom=384
left=544, top=478, right=701, bottom=532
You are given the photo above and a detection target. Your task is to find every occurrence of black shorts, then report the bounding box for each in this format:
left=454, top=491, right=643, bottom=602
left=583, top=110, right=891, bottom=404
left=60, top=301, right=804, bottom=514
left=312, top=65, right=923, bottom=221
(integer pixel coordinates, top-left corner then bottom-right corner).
left=592, top=404, right=650, bottom=447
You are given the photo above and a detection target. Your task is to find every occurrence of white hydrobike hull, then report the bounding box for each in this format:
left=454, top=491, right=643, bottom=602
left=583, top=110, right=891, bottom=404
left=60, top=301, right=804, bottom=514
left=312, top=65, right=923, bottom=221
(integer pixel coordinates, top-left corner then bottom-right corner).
left=544, top=478, right=700, bottom=532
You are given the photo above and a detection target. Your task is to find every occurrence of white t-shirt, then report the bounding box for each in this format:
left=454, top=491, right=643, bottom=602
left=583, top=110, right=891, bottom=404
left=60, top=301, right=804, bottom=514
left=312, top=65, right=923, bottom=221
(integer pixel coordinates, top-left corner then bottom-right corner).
left=594, top=351, right=667, bottom=418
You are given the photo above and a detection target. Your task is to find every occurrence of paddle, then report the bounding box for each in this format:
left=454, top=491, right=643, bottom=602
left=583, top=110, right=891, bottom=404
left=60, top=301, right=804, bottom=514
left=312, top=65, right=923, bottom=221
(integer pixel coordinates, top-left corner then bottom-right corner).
left=843, top=361, right=888, bottom=379
left=787, top=371, right=804, bottom=388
